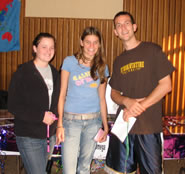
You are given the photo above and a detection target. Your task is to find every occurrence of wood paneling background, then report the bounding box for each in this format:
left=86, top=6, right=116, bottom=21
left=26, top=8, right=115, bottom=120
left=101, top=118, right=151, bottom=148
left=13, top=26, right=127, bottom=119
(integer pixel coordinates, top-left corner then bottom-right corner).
left=0, top=0, right=185, bottom=122
left=0, top=0, right=122, bottom=90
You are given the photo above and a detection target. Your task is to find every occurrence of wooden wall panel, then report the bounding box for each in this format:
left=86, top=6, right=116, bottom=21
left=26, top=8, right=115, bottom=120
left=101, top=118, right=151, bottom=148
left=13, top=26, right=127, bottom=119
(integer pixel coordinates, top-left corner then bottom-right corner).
left=0, top=0, right=122, bottom=90
left=123, top=0, right=185, bottom=133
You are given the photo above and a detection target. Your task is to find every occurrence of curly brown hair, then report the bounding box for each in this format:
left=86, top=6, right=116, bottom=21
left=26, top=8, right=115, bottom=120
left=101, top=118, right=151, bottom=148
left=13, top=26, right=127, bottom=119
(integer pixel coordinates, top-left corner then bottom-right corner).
left=74, top=26, right=106, bottom=84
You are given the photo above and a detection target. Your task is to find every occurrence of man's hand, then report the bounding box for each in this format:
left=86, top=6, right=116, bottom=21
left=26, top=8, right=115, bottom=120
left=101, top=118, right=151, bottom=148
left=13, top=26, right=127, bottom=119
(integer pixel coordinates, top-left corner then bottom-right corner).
left=124, top=97, right=146, bottom=117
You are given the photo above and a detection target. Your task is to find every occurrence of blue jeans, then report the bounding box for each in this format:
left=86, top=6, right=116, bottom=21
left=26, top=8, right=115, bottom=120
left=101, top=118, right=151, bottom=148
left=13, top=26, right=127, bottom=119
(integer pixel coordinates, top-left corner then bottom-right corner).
left=61, top=112, right=102, bottom=174
left=16, top=135, right=56, bottom=174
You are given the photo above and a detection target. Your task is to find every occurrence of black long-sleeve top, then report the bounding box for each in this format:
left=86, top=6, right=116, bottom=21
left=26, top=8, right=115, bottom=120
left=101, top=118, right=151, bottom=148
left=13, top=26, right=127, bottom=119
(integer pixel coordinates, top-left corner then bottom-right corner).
left=8, top=60, right=60, bottom=139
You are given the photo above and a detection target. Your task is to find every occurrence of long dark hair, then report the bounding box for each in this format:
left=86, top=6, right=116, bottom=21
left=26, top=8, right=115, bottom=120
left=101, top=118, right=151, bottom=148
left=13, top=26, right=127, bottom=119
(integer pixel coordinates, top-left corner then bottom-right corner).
left=74, top=26, right=106, bottom=83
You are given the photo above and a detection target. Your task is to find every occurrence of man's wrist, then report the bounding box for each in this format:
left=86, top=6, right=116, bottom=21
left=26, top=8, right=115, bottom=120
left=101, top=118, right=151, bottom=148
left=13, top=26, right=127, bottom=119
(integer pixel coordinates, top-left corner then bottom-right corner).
left=122, top=96, right=128, bottom=106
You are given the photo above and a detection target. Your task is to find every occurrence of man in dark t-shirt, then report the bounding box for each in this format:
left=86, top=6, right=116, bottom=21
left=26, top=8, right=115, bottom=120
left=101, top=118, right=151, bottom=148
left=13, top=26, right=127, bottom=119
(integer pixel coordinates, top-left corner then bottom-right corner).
left=105, top=11, right=175, bottom=174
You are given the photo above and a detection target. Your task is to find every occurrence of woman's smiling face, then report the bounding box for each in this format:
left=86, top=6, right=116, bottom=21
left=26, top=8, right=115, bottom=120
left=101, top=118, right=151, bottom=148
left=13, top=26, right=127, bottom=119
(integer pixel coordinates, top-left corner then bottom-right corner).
left=80, top=34, right=100, bottom=60
left=33, top=37, right=55, bottom=64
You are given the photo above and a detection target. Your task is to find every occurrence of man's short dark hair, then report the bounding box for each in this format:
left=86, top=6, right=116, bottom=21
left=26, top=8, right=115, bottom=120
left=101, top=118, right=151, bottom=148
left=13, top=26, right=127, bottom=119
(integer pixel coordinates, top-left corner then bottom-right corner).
left=113, top=11, right=135, bottom=27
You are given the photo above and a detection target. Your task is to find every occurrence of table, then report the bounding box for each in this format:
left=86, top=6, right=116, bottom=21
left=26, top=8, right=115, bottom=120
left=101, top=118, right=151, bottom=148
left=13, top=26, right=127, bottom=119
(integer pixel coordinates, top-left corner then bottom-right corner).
left=163, top=116, right=185, bottom=159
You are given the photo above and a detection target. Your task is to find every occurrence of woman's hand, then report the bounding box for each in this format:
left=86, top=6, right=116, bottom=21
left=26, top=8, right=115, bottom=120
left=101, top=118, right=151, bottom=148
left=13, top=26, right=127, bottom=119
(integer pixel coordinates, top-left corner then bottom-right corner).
left=42, top=111, right=56, bottom=125
left=96, top=129, right=108, bottom=143
left=56, top=127, right=65, bottom=145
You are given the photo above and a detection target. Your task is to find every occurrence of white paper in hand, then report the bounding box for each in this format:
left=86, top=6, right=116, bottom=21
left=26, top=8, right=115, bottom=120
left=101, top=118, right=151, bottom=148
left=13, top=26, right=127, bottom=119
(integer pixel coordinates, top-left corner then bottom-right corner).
left=93, top=135, right=110, bottom=159
left=111, top=110, right=136, bottom=143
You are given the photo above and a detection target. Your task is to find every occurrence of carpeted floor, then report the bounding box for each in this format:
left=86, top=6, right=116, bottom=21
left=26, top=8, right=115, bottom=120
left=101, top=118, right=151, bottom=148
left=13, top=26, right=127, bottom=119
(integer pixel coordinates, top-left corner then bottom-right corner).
left=50, top=159, right=107, bottom=174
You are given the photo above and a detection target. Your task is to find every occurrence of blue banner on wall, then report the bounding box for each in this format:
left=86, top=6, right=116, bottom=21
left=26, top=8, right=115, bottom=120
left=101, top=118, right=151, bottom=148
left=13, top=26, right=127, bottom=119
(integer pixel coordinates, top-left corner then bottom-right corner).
left=0, top=0, right=21, bottom=52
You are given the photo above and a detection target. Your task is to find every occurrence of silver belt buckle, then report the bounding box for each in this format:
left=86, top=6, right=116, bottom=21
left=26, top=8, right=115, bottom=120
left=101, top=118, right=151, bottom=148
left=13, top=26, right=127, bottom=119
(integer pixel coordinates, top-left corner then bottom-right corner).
left=81, top=114, right=88, bottom=120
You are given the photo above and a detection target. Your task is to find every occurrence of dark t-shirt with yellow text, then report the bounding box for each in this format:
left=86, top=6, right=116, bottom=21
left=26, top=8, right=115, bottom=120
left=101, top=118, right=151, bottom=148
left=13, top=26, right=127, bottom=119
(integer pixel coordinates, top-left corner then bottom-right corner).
left=110, top=42, right=175, bottom=134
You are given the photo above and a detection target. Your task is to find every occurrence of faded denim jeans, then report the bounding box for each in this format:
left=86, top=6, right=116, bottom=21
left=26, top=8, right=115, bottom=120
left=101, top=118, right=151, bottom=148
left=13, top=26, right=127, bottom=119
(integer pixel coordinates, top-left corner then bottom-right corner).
left=16, top=135, right=55, bottom=174
left=61, top=112, right=102, bottom=174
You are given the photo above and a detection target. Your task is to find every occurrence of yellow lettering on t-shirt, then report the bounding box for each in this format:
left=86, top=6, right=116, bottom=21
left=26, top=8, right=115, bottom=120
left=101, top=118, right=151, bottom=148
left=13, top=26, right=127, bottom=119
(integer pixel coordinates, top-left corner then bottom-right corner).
left=90, top=83, right=98, bottom=88
left=120, top=61, right=144, bottom=74
left=73, top=71, right=91, bottom=81
left=73, top=76, right=77, bottom=81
